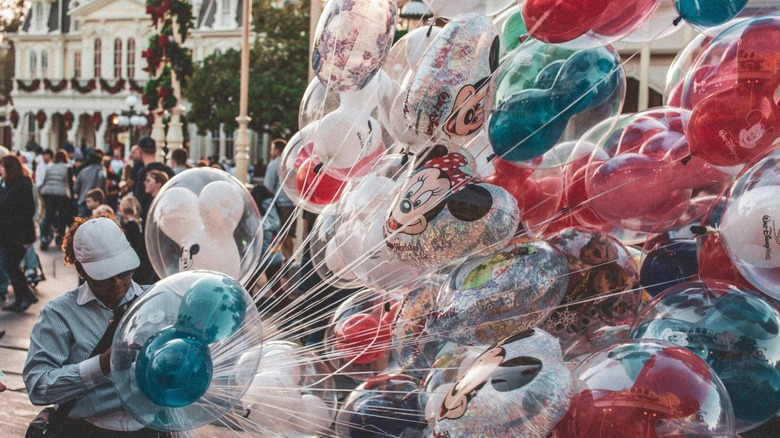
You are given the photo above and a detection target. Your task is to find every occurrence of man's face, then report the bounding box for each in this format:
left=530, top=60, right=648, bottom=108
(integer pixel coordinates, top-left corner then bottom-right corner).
left=85, top=272, right=133, bottom=307
left=85, top=197, right=100, bottom=211
left=43, top=153, right=53, bottom=163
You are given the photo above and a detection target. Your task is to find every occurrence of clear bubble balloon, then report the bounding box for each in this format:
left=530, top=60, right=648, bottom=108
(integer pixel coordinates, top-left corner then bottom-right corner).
left=335, top=374, right=427, bottom=438
left=630, top=279, right=780, bottom=433
left=429, top=237, right=569, bottom=346
left=112, top=271, right=263, bottom=432
left=242, top=341, right=338, bottom=436
left=422, top=0, right=515, bottom=19
left=553, top=339, right=735, bottom=437
left=145, top=168, right=263, bottom=285
left=621, top=0, right=684, bottom=44
left=429, top=329, right=573, bottom=437
left=298, top=77, right=340, bottom=131
left=308, top=204, right=364, bottom=289
left=391, top=278, right=446, bottom=378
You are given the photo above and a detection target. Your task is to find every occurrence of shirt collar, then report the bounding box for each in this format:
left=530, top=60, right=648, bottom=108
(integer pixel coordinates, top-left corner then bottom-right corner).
left=76, top=281, right=144, bottom=308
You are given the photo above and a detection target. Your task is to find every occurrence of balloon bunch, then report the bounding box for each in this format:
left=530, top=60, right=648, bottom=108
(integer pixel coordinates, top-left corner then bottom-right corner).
left=113, top=1, right=780, bottom=436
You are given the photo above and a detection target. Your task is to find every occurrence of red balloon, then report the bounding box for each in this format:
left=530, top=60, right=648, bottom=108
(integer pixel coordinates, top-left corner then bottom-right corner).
left=482, top=157, right=534, bottom=204
left=295, top=157, right=345, bottom=206
left=522, top=0, right=609, bottom=44
left=697, top=232, right=753, bottom=289
left=593, top=0, right=658, bottom=38
left=335, top=313, right=391, bottom=365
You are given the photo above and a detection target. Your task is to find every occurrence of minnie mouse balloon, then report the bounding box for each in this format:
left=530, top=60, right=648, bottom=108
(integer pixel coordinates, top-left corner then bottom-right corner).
left=431, top=329, right=573, bottom=437
left=404, top=13, right=499, bottom=146
left=146, top=168, right=263, bottom=286
left=384, top=145, right=520, bottom=268
left=312, top=0, right=396, bottom=92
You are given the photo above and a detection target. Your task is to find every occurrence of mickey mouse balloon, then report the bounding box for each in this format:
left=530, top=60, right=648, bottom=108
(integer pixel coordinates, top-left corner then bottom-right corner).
left=384, top=145, right=520, bottom=268
left=146, top=168, right=263, bottom=285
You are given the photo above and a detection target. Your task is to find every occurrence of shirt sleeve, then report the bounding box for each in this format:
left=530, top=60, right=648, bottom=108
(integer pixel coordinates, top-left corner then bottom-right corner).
left=23, top=306, right=105, bottom=406
left=264, top=160, right=279, bottom=193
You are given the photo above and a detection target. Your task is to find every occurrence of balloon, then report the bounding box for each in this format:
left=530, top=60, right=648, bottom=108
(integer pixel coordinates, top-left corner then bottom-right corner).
left=404, top=13, right=499, bottom=145
left=684, top=17, right=780, bottom=167
left=640, top=233, right=698, bottom=297
left=241, top=341, right=338, bottom=436
left=311, top=0, right=396, bottom=91
left=674, top=0, right=748, bottom=29
left=335, top=374, right=426, bottom=438
left=622, top=0, right=685, bottom=44
left=553, top=340, right=735, bottom=437
left=313, top=105, right=385, bottom=180
left=390, top=279, right=445, bottom=378
left=324, top=290, right=394, bottom=381
left=146, top=168, right=262, bottom=285
left=429, top=237, right=569, bottom=346
left=721, top=185, right=780, bottom=269
left=175, top=274, right=249, bottom=343
left=112, top=271, right=263, bottom=432
left=298, top=77, right=340, bottom=130
left=384, top=146, right=520, bottom=268
left=584, top=108, right=729, bottom=233
left=630, top=279, right=780, bottom=432
left=522, top=0, right=660, bottom=48
left=135, top=327, right=213, bottom=408
left=308, top=205, right=364, bottom=289
left=423, top=0, right=515, bottom=18
left=542, top=227, right=641, bottom=351
left=663, top=33, right=711, bottom=107
left=488, top=45, right=624, bottom=163
left=430, top=329, right=573, bottom=437
left=493, top=5, right=527, bottom=56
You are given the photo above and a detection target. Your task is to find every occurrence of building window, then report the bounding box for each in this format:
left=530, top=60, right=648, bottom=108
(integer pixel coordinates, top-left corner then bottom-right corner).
left=30, top=51, right=37, bottom=77
left=220, top=0, right=233, bottom=28
left=74, top=51, right=82, bottom=79
left=114, top=38, right=122, bottom=78
left=127, top=39, right=135, bottom=79
left=35, top=3, right=44, bottom=31
left=94, top=39, right=102, bottom=78
left=41, top=51, right=48, bottom=78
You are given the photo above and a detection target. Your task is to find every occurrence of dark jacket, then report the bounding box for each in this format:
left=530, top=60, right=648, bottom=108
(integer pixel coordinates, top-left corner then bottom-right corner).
left=0, top=178, right=36, bottom=245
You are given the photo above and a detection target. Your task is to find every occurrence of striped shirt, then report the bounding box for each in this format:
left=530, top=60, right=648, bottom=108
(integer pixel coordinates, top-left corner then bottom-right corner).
left=23, top=282, right=147, bottom=431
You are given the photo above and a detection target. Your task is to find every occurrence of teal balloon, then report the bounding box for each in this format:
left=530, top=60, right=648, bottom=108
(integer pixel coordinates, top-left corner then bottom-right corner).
left=175, top=274, right=248, bottom=344
left=674, top=0, right=749, bottom=28
left=135, top=327, right=213, bottom=408
left=488, top=47, right=621, bottom=162
left=502, top=12, right=527, bottom=53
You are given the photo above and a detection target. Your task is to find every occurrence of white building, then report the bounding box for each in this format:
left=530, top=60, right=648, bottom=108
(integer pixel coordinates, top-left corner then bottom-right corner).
left=7, top=0, right=252, bottom=162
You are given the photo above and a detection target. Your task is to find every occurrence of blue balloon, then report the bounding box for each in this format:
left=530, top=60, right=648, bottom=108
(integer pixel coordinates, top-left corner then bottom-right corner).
left=488, top=47, right=621, bottom=162
left=674, top=0, right=749, bottom=28
left=175, top=273, right=248, bottom=344
left=135, top=327, right=213, bottom=408
left=640, top=239, right=698, bottom=297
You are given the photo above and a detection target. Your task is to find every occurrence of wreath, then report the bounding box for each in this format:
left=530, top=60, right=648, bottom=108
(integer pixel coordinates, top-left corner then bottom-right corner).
left=64, top=111, right=74, bottom=130
left=143, top=0, right=194, bottom=111
left=129, top=78, right=146, bottom=93
left=92, top=112, right=103, bottom=130
left=71, top=78, right=97, bottom=94
left=36, top=111, right=47, bottom=129
left=100, top=78, right=127, bottom=94
left=17, top=79, right=41, bottom=92
left=44, top=79, right=68, bottom=93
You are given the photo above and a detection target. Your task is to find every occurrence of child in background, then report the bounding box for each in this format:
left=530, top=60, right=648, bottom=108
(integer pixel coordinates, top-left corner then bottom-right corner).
left=84, top=187, right=106, bottom=216
left=119, top=195, right=156, bottom=284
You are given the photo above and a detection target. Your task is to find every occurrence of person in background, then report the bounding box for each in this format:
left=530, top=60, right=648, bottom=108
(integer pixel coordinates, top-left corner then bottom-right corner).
left=84, top=188, right=106, bottom=217
left=0, top=155, right=39, bottom=312
left=118, top=195, right=156, bottom=284
left=133, top=137, right=173, bottom=222
left=24, top=216, right=171, bottom=437
left=73, top=149, right=106, bottom=217
left=39, top=149, right=74, bottom=250
left=34, top=148, right=53, bottom=189
left=121, top=145, right=142, bottom=196
left=264, top=138, right=296, bottom=259
left=102, top=155, right=121, bottom=211
left=142, top=170, right=168, bottom=201
left=109, top=145, right=125, bottom=176
left=92, top=204, right=115, bottom=218
left=170, top=148, right=191, bottom=174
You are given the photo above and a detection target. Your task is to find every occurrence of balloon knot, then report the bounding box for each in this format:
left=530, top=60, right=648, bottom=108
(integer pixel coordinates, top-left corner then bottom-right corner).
left=681, top=154, right=693, bottom=165
left=384, top=301, right=391, bottom=312
left=313, top=163, right=323, bottom=174
left=487, top=153, right=496, bottom=162
left=400, top=153, right=410, bottom=166
left=690, top=225, right=717, bottom=235
left=673, top=15, right=684, bottom=26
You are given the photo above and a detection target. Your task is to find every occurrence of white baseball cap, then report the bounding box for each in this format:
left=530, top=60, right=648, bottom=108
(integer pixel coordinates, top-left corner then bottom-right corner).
left=74, top=218, right=140, bottom=280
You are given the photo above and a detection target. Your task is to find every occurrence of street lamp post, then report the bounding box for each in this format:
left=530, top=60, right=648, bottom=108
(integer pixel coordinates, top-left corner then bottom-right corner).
left=116, top=94, right=148, bottom=158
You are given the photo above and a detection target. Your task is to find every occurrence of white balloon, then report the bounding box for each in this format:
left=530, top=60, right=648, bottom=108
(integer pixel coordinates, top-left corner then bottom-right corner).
left=721, top=185, right=780, bottom=269
left=291, top=394, right=333, bottom=435
left=313, top=106, right=384, bottom=176
left=154, top=188, right=201, bottom=246
left=198, top=180, right=244, bottom=229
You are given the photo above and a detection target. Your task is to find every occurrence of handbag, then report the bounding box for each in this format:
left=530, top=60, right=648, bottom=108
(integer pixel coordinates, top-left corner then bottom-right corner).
left=25, top=297, right=137, bottom=438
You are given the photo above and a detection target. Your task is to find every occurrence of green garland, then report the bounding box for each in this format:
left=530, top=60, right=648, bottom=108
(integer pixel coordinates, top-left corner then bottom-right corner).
left=16, top=79, right=40, bottom=92
left=44, top=79, right=68, bottom=92
left=142, top=0, right=194, bottom=111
